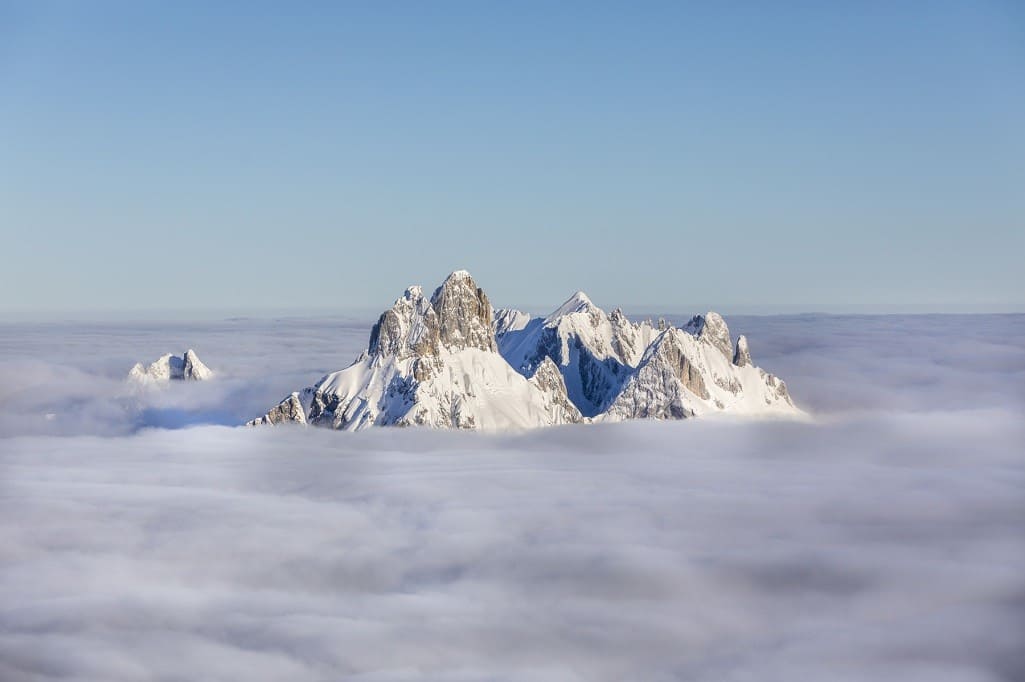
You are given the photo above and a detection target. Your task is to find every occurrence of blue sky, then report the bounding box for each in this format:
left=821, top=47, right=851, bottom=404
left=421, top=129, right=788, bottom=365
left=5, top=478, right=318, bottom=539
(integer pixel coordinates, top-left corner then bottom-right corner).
left=2, top=1, right=1023, bottom=315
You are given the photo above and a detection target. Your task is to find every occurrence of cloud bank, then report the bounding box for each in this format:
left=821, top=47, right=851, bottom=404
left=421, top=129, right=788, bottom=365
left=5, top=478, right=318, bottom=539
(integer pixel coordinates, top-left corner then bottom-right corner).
left=0, top=314, right=1023, bottom=680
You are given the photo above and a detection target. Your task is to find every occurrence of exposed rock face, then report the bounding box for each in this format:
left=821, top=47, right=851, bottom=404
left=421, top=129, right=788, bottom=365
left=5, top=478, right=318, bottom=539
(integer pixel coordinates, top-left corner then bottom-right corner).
left=657, top=331, right=710, bottom=398
left=684, top=312, right=734, bottom=358
left=527, top=357, right=583, bottom=424
left=760, top=370, right=795, bottom=406
left=249, top=269, right=801, bottom=431
left=247, top=392, right=309, bottom=426
left=430, top=270, right=497, bottom=352
left=368, top=286, right=440, bottom=359
left=609, top=308, right=643, bottom=366
left=733, top=335, right=752, bottom=367
left=128, top=349, right=214, bottom=384
left=604, top=330, right=709, bottom=421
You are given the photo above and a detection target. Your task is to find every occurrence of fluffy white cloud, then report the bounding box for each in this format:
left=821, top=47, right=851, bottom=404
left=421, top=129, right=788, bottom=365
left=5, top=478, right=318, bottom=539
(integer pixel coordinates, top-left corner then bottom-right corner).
left=0, top=314, right=1023, bottom=680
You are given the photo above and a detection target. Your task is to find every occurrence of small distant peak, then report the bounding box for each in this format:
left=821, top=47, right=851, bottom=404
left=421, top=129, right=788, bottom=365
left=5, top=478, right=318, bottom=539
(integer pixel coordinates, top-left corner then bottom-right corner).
left=548, top=291, right=598, bottom=320
left=403, top=285, right=424, bottom=299
left=445, top=269, right=473, bottom=282
left=128, top=349, right=212, bottom=383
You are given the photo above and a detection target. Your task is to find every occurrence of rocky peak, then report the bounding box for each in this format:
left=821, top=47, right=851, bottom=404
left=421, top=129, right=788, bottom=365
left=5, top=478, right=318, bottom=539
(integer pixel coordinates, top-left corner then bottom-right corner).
left=648, top=330, right=710, bottom=400
left=609, top=307, right=641, bottom=366
left=685, top=312, right=733, bottom=358
left=430, top=270, right=497, bottom=352
left=608, top=308, right=633, bottom=339
left=733, top=335, right=752, bottom=367
left=368, top=270, right=500, bottom=359
left=368, top=286, right=440, bottom=359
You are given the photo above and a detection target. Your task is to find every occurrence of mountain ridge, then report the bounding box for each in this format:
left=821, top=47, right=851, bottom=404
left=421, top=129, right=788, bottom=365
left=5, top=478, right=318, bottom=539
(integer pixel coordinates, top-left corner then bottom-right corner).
left=249, top=271, right=800, bottom=430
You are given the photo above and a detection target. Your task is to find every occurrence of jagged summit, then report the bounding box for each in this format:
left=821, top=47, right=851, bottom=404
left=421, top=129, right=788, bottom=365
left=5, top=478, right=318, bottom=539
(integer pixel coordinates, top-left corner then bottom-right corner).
left=684, top=312, right=734, bottom=358
left=249, top=270, right=800, bottom=430
left=367, top=285, right=439, bottom=359
left=128, top=349, right=214, bottom=384
left=251, top=270, right=577, bottom=431
left=430, top=269, right=496, bottom=352
left=547, top=291, right=597, bottom=320
left=367, top=270, right=497, bottom=361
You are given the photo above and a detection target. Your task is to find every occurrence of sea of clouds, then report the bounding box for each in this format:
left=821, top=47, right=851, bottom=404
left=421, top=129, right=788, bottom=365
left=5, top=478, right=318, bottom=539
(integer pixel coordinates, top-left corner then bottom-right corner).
left=1, top=313, right=1023, bottom=681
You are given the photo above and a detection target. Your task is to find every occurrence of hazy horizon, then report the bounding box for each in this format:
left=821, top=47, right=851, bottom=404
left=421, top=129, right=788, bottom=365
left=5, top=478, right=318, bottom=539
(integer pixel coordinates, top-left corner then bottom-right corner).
left=3, top=292, right=1024, bottom=323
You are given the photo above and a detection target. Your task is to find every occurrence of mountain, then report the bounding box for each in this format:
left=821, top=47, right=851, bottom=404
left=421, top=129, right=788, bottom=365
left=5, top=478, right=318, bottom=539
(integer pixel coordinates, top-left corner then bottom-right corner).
left=248, top=271, right=581, bottom=430
left=600, top=323, right=794, bottom=421
left=249, top=270, right=799, bottom=430
left=128, top=349, right=214, bottom=384
left=495, top=299, right=796, bottom=422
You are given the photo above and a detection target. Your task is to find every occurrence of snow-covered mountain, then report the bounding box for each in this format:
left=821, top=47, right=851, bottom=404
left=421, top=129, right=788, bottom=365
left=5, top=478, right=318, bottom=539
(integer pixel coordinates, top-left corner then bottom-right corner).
left=128, top=349, right=214, bottom=384
left=495, top=295, right=796, bottom=421
left=248, top=271, right=581, bottom=430
left=494, top=292, right=662, bottom=417
left=250, top=270, right=799, bottom=430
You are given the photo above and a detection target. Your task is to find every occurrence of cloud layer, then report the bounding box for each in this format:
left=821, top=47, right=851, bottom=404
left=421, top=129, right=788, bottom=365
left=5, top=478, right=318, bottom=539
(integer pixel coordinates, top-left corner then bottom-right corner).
left=0, top=314, right=1023, bottom=680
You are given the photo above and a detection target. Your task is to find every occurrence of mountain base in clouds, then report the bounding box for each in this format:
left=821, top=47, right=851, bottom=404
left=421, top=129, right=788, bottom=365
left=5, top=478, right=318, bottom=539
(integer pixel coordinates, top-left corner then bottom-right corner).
left=249, top=271, right=800, bottom=431
left=1, top=312, right=1024, bottom=680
